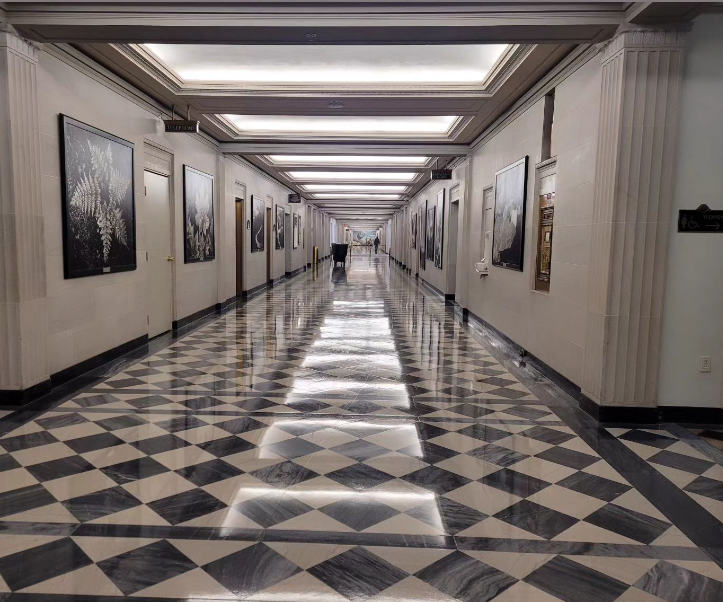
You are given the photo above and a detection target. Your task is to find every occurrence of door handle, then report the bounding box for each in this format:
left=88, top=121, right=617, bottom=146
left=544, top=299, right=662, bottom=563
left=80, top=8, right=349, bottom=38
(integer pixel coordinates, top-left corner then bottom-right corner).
left=166, top=256, right=174, bottom=262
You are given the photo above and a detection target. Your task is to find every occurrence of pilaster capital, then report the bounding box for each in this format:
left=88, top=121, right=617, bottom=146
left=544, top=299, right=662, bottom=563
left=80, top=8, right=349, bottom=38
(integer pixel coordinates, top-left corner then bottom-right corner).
left=598, top=23, right=691, bottom=64
left=0, top=28, right=42, bottom=63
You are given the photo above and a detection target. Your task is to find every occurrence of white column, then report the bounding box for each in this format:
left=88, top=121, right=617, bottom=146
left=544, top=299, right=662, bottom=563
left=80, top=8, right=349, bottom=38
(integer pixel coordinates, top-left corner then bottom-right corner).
left=582, top=25, right=688, bottom=410
left=0, top=30, right=49, bottom=397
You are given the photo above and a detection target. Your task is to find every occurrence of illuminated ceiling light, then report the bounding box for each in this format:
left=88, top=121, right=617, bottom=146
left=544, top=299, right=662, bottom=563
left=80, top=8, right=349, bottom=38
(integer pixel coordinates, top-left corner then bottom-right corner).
left=287, top=171, right=417, bottom=182
left=223, top=114, right=457, bottom=135
left=144, top=44, right=509, bottom=85
left=268, top=155, right=429, bottom=166
left=313, top=193, right=403, bottom=200
left=302, top=184, right=407, bottom=192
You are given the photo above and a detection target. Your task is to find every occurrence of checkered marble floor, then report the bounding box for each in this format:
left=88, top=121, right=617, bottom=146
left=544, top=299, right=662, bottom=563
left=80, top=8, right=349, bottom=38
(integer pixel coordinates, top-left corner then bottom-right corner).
left=1, top=257, right=723, bottom=601
left=610, top=427, right=723, bottom=525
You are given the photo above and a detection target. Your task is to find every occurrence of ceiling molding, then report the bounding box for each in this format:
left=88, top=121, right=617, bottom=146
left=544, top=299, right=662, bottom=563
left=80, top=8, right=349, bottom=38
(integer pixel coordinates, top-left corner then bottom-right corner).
left=110, top=42, right=535, bottom=98
left=42, top=42, right=220, bottom=153
left=220, top=143, right=469, bottom=156
left=470, top=42, right=600, bottom=152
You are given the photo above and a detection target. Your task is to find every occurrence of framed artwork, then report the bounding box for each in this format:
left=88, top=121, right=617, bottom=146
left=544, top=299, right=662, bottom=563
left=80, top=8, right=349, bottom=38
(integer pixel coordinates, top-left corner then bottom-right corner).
left=492, top=156, right=528, bottom=271
left=275, top=204, right=285, bottom=250
left=293, top=214, right=299, bottom=249
left=411, top=213, right=417, bottom=249
left=183, top=166, right=215, bottom=263
left=419, top=205, right=426, bottom=270
left=426, top=205, right=435, bottom=261
left=59, top=114, right=136, bottom=278
left=251, top=195, right=265, bottom=252
left=434, top=188, right=445, bottom=269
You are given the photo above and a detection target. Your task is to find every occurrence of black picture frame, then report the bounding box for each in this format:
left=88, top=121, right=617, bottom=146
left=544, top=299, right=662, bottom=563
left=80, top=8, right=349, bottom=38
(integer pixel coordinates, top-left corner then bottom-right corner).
left=251, top=195, right=265, bottom=253
left=183, top=165, right=215, bottom=263
left=435, top=188, right=445, bottom=269
left=426, top=205, right=435, bottom=261
left=59, top=114, right=136, bottom=279
left=275, top=204, right=285, bottom=250
left=492, top=156, right=528, bottom=272
left=419, top=205, right=426, bottom=270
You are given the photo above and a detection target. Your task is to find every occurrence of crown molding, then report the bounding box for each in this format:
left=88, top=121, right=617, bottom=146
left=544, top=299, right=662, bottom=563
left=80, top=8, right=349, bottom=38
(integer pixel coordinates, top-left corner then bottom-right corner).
left=598, top=23, right=690, bottom=65
left=470, top=43, right=600, bottom=152
left=42, top=42, right=219, bottom=152
left=111, top=42, right=534, bottom=99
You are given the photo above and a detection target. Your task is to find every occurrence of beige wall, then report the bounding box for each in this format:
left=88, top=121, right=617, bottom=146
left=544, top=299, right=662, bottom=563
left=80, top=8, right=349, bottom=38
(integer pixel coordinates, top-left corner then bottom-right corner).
left=404, top=56, right=601, bottom=386
left=659, top=15, right=723, bottom=409
left=39, top=50, right=308, bottom=376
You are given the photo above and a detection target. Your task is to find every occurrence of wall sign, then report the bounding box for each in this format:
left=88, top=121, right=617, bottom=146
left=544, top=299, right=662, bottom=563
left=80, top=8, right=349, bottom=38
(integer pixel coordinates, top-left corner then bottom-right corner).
left=164, top=119, right=200, bottom=133
left=431, top=169, right=452, bottom=180
left=678, top=204, right=723, bottom=232
left=288, top=193, right=302, bottom=203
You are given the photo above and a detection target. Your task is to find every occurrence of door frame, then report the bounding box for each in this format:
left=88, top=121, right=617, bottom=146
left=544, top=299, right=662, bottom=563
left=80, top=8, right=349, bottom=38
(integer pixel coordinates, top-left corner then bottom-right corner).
left=143, top=140, right=176, bottom=330
left=235, top=197, right=244, bottom=297
left=266, top=206, right=273, bottom=283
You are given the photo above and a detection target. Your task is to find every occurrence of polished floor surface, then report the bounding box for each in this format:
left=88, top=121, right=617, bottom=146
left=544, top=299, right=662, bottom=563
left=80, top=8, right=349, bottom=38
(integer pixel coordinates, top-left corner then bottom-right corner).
left=2, top=256, right=723, bottom=602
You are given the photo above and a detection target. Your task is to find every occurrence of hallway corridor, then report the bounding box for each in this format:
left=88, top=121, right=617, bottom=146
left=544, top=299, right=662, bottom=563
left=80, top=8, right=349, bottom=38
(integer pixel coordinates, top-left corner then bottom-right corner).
left=1, top=256, right=723, bottom=602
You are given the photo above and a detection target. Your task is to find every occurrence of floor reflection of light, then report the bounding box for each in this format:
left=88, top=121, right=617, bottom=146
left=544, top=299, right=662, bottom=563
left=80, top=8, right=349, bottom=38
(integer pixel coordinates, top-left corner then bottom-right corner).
left=288, top=379, right=408, bottom=394
left=301, top=354, right=401, bottom=369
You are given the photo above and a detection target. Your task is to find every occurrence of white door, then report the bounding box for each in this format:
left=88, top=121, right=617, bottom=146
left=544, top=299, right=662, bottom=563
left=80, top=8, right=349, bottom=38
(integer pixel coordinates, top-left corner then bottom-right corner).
left=145, top=171, right=173, bottom=337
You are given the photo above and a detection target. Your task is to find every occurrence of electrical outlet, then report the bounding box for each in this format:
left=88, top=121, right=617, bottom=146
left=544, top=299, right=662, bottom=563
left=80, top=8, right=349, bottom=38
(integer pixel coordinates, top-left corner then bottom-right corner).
left=700, top=356, right=712, bottom=373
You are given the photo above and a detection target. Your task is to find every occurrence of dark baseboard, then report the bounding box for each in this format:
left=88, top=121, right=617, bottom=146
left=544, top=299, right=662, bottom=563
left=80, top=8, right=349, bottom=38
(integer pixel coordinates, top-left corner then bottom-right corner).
left=268, top=275, right=286, bottom=287
left=172, top=304, right=218, bottom=331
left=0, top=379, right=52, bottom=406
left=659, top=406, right=723, bottom=424
left=445, top=293, right=455, bottom=301
left=215, top=296, right=236, bottom=312
left=307, top=262, right=312, bottom=267
left=285, top=266, right=306, bottom=278
left=241, top=281, right=268, bottom=300
left=463, top=307, right=720, bottom=425
left=462, top=307, right=469, bottom=321
left=0, top=333, right=150, bottom=407
left=419, top=278, right=454, bottom=305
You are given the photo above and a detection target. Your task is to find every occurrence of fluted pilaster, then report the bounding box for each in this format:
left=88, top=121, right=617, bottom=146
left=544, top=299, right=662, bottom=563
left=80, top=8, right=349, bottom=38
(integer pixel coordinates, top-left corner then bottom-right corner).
left=0, top=30, right=48, bottom=392
left=582, top=25, right=687, bottom=408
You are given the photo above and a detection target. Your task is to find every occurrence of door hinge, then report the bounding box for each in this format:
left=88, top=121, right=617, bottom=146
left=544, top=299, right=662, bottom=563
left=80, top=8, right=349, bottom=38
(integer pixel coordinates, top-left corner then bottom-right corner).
left=146, top=251, right=149, bottom=261
left=144, top=186, right=147, bottom=196
left=147, top=316, right=150, bottom=325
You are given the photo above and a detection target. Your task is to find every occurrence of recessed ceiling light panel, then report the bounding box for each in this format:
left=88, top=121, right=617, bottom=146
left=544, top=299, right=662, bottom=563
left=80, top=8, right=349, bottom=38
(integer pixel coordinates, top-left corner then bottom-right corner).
left=313, top=193, right=403, bottom=200
left=223, top=114, right=457, bottom=135
left=287, top=171, right=417, bottom=182
left=302, top=184, right=407, bottom=192
left=269, top=155, right=429, bottom=166
left=144, top=44, right=509, bottom=85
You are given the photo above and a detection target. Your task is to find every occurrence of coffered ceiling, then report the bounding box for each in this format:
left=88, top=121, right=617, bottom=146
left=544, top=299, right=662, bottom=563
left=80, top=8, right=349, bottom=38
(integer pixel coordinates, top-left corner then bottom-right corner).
left=3, top=1, right=708, bottom=229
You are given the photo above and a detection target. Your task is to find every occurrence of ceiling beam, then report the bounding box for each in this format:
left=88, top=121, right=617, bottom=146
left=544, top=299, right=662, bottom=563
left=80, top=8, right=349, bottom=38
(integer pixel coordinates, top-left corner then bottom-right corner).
left=6, top=3, right=623, bottom=44
left=220, top=143, right=469, bottom=156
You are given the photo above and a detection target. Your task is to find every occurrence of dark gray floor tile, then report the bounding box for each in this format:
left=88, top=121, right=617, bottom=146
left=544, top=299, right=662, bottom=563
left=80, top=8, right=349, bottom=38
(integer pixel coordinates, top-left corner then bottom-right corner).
left=0, top=537, right=93, bottom=591
left=62, top=485, right=142, bottom=522
left=203, top=543, right=301, bottom=596
left=308, top=546, right=408, bottom=600
left=175, top=458, right=243, bottom=487
left=457, top=424, right=514, bottom=443
left=636, top=560, right=723, bottom=602
left=536, top=446, right=599, bottom=470
left=251, top=460, right=320, bottom=489
left=266, top=437, right=325, bottom=459
left=325, top=463, right=395, bottom=491
left=407, top=497, right=487, bottom=534
left=649, top=450, right=715, bottom=475
left=521, top=426, right=575, bottom=445
left=215, top=416, right=266, bottom=435
left=525, top=555, right=628, bottom=602
left=95, top=414, right=147, bottom=431
left=495, top=500, right=577, bottom=539
left=0, top=483, right=57, bottom=518
left=468, top=444, right=528, bottom=467
left=130, top=434, right=191, bottom=455
left=235, top=494, right=314, bottom=528
left=402, top=465, right=471, bottom=494
left=684, top=475, right=723, bottom=502
left=64, top=432, right=124, bottom=454
left=557, top=471, right=631, bottom=502
left=25, top=455, right=95, bottom=482
left=320, top=498, right=400, bottom=531
left=100, top=456, right=169, bottom=484
left=619, top=429, right=678, bottom=449
left=0, top=430, right=58, bottom=452
left=98, top=539, right=196, bottom=595
left=197, top=435, right=256, bottom=458
left=416, top=550, right=517, bottom=602
left=147, top=488, right=227, bottom=525
left=584, top=503, right=671, bottom=544
left=332, top=439, right=390, bottom=462
left=36, top=413, right=89, bottom=430
left=480, top=468, right=550, bottom=497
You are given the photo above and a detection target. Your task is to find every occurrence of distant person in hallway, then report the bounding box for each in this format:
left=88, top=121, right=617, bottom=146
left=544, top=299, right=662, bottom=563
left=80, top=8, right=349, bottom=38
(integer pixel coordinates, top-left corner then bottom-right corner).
left=374, top=235, right=380, bottom=254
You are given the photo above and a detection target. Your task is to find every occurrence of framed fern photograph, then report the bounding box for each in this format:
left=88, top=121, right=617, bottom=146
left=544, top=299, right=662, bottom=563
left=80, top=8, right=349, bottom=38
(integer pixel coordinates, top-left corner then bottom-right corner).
left=183, top=166, right=215, bottom=263
left=60, top=115, right=136, bottom=278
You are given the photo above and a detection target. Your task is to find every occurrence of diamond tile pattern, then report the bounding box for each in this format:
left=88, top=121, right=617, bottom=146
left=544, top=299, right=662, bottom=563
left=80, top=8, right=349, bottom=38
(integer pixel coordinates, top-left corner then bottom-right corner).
left=0, top=256, right=720, bottom=600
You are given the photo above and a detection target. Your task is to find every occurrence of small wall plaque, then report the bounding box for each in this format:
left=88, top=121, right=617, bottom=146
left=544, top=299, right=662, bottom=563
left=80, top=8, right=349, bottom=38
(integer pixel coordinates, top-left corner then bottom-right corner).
left=678, top=204, right=723, bottom=232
